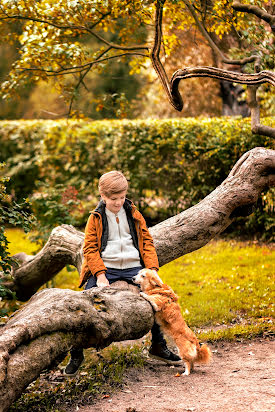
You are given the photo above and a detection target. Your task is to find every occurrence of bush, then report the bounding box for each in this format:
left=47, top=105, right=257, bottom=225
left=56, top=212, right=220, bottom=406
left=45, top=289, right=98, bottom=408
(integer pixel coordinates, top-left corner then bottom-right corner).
left=30, top=183, right=83, bottom=247
left=0, top=117, right=274, bottom=239
left=0, top=163, right=34, bottom=308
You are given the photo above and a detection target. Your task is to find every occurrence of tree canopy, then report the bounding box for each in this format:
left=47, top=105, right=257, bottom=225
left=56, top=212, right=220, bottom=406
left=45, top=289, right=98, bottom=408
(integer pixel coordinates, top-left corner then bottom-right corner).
left=0, top=1, right=274, bottom=134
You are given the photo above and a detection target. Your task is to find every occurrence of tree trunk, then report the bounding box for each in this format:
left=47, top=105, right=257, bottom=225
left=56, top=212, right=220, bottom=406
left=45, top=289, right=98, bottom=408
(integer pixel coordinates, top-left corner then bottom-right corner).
left=0, top=284, right=153, bottom=412
left=220, top=80, right=250, bottom=117
left=0, top=147, right=274, bottom=410
left=2, top=146, right=274, bottom=300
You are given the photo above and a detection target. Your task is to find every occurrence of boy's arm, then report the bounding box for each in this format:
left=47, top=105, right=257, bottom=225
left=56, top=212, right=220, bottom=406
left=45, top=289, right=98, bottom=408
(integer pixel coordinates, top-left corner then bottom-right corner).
left=96, top=272, right=110, bottom=287
left=82, top=214, right=107, bottom=277
left=138, top=213, right=159, bottom=271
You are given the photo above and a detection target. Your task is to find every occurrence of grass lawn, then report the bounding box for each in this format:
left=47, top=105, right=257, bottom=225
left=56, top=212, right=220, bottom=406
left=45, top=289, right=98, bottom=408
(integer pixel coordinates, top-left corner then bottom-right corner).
left=4, top=228, right=275, bottom=340
left=4, top=228, right=274, bottom=411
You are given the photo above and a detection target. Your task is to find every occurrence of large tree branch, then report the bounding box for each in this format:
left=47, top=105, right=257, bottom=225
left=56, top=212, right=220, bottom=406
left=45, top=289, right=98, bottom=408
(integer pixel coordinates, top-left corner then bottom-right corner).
left=2, top=147, right=274, bottom=301
left=0, top=285, right=154, bottom=412
left=171, top=66, right=275, bottom=87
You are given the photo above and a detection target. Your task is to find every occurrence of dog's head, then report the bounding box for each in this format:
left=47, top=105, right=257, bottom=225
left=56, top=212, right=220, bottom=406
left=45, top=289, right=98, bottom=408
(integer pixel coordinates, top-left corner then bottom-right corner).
left=133, top=269, right=164, bottom=292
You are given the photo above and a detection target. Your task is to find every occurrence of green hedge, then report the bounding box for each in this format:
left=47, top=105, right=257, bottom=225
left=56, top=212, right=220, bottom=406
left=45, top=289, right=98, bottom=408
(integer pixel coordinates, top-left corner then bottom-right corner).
left=0, top=117, right=274, bottom=237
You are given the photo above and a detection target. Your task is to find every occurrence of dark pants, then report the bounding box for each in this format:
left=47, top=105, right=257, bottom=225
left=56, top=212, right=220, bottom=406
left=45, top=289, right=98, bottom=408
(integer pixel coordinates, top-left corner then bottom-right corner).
left=85, top=266, right=143, bottom=289
left=84, top=266, right=165, bottom=344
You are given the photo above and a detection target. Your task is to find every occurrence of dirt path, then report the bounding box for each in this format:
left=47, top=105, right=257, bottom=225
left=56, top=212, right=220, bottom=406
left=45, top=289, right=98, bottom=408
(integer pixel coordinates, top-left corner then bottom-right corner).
left=74, top=338, right=274, bottom=412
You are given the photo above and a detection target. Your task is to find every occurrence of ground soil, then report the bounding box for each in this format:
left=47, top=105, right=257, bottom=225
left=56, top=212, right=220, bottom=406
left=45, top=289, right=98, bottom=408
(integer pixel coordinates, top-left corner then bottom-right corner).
left=74, top=338, right=274, bottom=412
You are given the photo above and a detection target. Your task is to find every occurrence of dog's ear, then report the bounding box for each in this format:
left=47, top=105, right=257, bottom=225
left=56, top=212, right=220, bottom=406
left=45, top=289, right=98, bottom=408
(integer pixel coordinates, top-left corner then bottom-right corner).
left=151, top=272, right=164, bottom=287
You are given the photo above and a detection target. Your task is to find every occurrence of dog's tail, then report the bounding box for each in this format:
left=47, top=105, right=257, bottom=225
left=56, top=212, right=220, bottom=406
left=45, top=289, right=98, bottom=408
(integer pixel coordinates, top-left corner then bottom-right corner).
left=195, top=344, right=212, bottom=364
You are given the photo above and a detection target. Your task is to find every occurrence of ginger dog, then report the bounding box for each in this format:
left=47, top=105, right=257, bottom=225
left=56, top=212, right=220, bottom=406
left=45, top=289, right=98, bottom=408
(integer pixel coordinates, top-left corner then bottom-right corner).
left=133, top=269, right=212, bottom=375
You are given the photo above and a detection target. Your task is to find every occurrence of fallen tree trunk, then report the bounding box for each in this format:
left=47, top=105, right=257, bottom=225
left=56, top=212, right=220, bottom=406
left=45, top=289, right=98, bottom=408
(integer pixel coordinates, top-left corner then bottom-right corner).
left=2, top=146, right=274, bottom=301
left=0, top=283, right=153, bottom=412
left=0, top=147, right=274, bottom=410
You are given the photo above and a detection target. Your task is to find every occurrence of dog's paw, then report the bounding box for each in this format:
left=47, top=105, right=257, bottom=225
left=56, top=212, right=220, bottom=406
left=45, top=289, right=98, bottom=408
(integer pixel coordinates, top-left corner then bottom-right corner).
left=140, top=292, right=159, bottom=311
left=140, top=291, right=148, bottom=299
left=140, top=292, right=153, bottom=303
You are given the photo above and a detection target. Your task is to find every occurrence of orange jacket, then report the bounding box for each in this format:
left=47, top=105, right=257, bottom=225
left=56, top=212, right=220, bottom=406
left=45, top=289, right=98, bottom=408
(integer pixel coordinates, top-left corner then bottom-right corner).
left=79, top=199, right=159, bottom=287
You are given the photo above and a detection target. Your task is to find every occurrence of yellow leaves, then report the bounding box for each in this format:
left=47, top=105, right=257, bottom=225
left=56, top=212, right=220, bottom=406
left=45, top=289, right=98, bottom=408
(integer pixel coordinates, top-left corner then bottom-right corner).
left=129, top=56, right=148, bottom=75
left=163, top=33, right=178, bottom=57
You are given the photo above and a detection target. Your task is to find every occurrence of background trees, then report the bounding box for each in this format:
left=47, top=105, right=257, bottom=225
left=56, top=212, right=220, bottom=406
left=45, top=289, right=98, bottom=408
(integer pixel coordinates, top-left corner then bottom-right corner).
left=0, top=0, right=274, bottom=126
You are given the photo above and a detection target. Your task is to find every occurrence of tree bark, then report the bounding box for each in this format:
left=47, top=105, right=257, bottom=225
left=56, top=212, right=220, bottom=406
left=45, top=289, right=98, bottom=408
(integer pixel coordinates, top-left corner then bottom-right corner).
left=0, top=284, right=154, bottom=412
left=2, top=146, right=274, bottom=300
left=3, top=224, right=85, bottom=301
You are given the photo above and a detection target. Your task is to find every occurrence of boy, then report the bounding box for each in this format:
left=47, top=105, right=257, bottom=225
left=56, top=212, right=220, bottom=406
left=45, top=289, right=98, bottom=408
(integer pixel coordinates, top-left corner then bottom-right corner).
left=64, top=171, right=181, bottom=375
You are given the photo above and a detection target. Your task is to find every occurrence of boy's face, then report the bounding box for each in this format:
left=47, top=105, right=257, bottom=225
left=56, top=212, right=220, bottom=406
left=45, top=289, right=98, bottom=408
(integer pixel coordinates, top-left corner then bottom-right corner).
left=101, top=191, right=127, bottom=214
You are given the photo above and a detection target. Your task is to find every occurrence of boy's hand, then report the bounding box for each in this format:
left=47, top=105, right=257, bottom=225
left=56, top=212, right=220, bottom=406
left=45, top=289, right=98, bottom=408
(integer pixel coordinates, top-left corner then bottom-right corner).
left=96, top=273, right=110, bottom=287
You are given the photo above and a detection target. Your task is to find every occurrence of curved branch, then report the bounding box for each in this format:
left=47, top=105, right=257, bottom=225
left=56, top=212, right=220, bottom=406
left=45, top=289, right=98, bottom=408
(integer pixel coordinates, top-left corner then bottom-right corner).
left=171, top=67, right=275, bottom=87
left=150, top=0, right=183, bottom=110
left=170, top=67, right=275, bottom=137
left=232, top=1, right=275, bottom=33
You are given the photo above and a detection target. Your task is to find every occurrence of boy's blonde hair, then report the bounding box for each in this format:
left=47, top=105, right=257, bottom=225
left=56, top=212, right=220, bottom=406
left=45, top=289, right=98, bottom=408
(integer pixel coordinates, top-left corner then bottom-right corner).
left=98, top=171, right=128, bottom=197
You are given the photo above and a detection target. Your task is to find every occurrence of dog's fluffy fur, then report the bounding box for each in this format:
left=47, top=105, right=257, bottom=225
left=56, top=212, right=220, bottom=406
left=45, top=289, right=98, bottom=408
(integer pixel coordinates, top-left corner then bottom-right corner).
left=133, top=269, right=212, bottom=375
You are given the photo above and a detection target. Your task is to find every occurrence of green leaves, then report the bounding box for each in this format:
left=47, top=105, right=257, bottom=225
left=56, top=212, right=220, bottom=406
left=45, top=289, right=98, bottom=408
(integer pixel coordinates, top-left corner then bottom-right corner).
left=0, top=163, right=34, bottom=309
left=29, top=183, right=82, bottom=246
left=0, top=116, right=274, bottom=239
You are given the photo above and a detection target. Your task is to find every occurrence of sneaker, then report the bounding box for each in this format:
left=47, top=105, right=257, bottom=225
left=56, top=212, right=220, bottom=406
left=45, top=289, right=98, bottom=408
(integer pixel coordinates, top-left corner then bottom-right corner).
left=149, top=342, right=182, bottom=365
left=64, top=351, right=84, bottom=376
